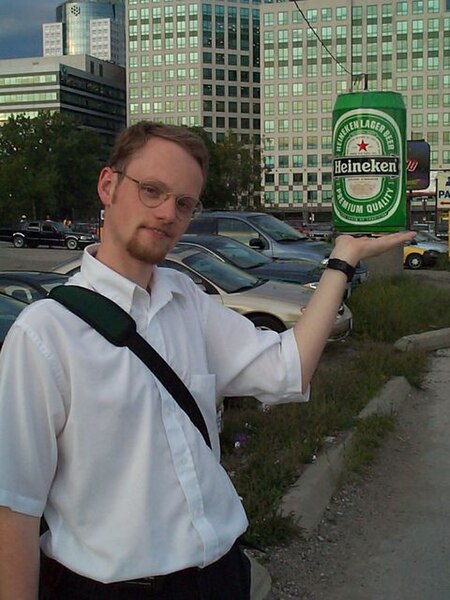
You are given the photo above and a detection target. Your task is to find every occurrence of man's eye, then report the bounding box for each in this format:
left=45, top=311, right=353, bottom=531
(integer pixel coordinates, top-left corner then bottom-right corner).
left=177, top=197, right=196, bottom=211
left=141, top=185, right=160, bottom=199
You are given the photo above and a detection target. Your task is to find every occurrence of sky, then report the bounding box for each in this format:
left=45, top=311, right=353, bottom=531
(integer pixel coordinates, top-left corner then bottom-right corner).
left=0, top=1, right=61, bottom=60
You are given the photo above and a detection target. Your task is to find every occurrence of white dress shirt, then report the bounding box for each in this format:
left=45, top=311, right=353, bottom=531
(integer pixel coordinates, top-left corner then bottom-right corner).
left=0, top=245, right=308, bottom=583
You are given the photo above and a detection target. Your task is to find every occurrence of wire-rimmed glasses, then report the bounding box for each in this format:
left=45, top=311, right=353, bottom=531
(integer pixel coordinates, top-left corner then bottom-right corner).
left=113, top=170, right=202, bottom=220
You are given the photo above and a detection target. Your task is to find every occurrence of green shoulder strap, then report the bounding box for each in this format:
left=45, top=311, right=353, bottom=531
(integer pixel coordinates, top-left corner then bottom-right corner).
left=48, top=285, right=212, bottom=449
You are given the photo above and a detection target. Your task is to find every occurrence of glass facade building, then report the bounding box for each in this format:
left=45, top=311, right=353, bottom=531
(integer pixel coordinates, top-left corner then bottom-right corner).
left=43, top=0, right=126, bottom=67
left=260, top=0, right=450, bottom=214
left=126, top=0, right=450, bottom=215
left=0, top=55, right=126, bottom=146
left=127, top=0, right=262, bottom=143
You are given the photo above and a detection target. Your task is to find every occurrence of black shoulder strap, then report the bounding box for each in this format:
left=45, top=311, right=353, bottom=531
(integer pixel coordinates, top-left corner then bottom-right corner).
left=49, top=285, right=212, bottom=449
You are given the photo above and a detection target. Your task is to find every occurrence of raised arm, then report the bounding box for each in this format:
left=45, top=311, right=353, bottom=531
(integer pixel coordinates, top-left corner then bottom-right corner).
left=295, top=231, right=416, bottom=393
left=0, top=506, right=41, bottom=600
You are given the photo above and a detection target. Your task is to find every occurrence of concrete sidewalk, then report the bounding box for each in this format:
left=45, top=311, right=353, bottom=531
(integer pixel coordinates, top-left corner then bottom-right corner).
left=251, top=326, right=450, bottom=599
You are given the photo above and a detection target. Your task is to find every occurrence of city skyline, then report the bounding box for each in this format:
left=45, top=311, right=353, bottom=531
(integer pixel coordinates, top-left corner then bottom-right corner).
left=0, top=0, right=61, bottom=60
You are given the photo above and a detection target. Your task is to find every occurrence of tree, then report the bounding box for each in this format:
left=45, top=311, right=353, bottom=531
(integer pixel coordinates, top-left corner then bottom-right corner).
left=0, top=112, right=105, bottom=224
left=189, top=127, right=262, bottom=210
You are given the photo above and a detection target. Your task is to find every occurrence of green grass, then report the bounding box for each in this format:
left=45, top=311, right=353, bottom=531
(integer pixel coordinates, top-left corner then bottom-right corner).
left=346, top=274, right=450, bottom=342
left=345, top=414, right=395, bottom=475
left=220, top=274, right=450, bottom=547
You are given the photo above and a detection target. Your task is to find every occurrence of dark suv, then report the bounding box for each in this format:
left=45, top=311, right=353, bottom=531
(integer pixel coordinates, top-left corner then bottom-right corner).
left=188, top=211, right=368, bottom=286
left=188, top=211, right=331, bottom=261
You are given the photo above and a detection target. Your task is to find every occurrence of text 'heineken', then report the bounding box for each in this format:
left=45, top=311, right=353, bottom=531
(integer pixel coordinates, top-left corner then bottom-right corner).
left=332, top=92, right=407, bottom=233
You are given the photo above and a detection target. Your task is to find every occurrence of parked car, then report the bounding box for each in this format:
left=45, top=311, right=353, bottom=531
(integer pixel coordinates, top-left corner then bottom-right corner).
left=303, top=222, right=334, bottom=242
left=403, top=245, right=436, bottom=269
left=0, top=292, right=27, bottom=351
left=187, top=211, right=368, bottom=286
left=411, top=231, right=448, bottom=256
left=53, top=257, right=83, bottom=276
left=0, top=220, right=98, bottom=250
left=178, top=234, right=324, bottom=288
left=161, top=246, right=352, bottom=341
left=187, top=211, right=331, bottom=262
left=0, top=271, right=70, bottom=303
left=53, top=249, right=352, bottom=339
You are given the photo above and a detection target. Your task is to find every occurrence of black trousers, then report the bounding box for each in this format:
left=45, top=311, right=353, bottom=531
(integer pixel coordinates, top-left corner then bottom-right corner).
left=39, top=542, right=251, bottom=600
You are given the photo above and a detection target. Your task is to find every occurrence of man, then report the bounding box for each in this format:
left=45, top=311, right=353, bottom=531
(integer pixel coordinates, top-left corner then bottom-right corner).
left=0, top=122, right=415, bottom=600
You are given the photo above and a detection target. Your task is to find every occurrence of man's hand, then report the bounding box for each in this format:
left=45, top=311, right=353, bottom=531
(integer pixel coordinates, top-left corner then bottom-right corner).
left=330, top=230, right=417, bottom=266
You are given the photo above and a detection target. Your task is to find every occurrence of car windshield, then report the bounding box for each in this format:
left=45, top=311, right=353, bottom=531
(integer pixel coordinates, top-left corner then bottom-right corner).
left=0, top=293, right=27, bottom=342
left=415, top=231, right=443, bottom=243
left=248, top=214, right=308, bottom=242
left=183, top=251, right=261, bottom=293
left=185, top=236, right=272, bottom=269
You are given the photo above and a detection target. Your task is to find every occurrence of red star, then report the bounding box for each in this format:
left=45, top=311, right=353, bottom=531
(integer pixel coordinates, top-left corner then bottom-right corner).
left=358, top=138, right=369, bottom=151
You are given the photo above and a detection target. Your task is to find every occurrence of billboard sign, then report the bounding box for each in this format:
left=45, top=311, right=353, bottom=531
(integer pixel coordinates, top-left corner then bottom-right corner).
left=437, top=172, right=450, bottom=210
left=406, top=140, right=430, bottom=191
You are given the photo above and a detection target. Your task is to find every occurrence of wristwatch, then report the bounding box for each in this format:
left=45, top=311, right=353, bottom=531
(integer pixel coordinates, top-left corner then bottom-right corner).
left=326, top=258, right=356, bottom=283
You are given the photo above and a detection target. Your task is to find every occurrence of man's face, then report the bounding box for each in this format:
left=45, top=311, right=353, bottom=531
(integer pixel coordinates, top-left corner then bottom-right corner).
left=103, top=136, right=204, bottom=266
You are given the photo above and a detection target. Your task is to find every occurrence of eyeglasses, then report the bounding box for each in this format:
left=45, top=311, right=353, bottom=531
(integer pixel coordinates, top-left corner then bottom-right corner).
left=113, top=170, right=202, bottom=220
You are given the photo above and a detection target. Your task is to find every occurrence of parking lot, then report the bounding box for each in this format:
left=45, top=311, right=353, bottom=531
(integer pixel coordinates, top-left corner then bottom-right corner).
left=0, top=242, right=82, bottom=271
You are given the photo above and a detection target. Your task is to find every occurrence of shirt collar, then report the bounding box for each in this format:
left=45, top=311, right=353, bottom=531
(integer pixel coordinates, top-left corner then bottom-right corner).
left=72, top=244, right=187, bottom=321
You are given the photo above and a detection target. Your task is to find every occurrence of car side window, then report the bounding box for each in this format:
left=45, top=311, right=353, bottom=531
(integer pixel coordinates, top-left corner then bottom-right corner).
left=217, top=218, right=259, bottom=246
left=186, top=219, right=215, bottom=234
left=42, top=224, right=54, bottom=233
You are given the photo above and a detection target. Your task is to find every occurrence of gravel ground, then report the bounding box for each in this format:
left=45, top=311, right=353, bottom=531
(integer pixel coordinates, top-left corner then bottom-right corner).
left=253, top=393, right=417, bottom=599
left=254, top=473, right=376, bottom=600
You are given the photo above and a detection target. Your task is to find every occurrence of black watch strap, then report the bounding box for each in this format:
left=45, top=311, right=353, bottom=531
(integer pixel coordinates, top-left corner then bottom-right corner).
left=326, top=258, right=355, bottom=282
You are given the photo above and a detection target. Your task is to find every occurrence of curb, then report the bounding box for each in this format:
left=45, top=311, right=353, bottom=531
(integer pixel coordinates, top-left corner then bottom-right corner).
left=279, top=376, right=412, bottom=538
left=394, top=327, right=450, bottom=353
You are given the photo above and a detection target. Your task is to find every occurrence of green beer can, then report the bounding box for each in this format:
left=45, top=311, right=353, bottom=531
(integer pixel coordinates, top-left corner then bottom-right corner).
left=332, top=91, right=406, bottom=233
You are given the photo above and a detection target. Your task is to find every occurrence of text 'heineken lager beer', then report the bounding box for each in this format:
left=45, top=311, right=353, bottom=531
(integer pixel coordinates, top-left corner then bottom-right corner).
left=332, top=91, right=407, bottom=233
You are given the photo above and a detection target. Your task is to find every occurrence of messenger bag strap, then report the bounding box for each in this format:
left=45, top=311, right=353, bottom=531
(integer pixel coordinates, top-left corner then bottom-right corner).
left=49, top=285, right=212, bottom=449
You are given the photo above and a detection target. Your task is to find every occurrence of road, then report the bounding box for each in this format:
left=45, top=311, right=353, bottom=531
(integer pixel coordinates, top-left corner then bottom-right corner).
left=0, top=241, right=82, bottom=271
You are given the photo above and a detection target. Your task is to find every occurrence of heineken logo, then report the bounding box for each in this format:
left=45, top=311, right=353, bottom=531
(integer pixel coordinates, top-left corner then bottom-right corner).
left=333, top=109, right=404, bottom=225
left=334, top=156, right=399, bottom=177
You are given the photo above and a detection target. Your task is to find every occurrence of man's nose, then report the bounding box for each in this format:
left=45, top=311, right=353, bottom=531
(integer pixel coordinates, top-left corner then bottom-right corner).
left=153, top=194, right=178, bottom=221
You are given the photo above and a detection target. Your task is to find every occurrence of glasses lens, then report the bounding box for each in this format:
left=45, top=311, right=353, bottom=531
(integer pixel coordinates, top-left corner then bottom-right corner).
left=176, top=198, right=202, bottom=220
left=139, top=183, right=163, bottom=207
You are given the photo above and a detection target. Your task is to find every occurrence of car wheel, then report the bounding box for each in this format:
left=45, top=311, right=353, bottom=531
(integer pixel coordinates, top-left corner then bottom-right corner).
left=405, top=253, right=423, bottom=269
left=66, top=238, right=78, bottom=250
left=248, top=315, right=286, bottom=333
left=13, top=235, right=25, bottom=248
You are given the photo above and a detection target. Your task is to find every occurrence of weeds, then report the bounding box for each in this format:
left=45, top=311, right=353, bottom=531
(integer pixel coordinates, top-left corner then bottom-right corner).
left=345, top=414, right=395, bottom=475
left=220, top=275, right=450, bottom=547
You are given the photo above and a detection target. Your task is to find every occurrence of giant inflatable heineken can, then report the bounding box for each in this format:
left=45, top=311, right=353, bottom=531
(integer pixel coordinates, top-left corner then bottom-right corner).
left=332, top=91, right=407, bottom=232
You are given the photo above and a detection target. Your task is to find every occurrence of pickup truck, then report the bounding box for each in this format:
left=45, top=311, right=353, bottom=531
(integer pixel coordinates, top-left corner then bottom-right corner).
left=0, top=220, right=98, bottom=250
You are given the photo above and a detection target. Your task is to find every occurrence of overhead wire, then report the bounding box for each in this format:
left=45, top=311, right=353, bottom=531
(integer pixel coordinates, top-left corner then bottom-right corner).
left=290, top=0, right=366, bottom=84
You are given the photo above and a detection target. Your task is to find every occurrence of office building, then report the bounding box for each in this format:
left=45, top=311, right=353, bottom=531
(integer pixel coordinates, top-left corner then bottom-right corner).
left=0, top=55, right=126, bottom=145
left=127, top=1, right=262, bottom=144
left=43, top=0, right=126, bottom=67
left=126, top=0, right=449, bottom=217
left=260, top=0, right=450, bottom=217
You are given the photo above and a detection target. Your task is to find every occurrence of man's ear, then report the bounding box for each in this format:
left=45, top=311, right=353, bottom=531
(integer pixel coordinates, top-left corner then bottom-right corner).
left=97, top=167, right=115, bottom=207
